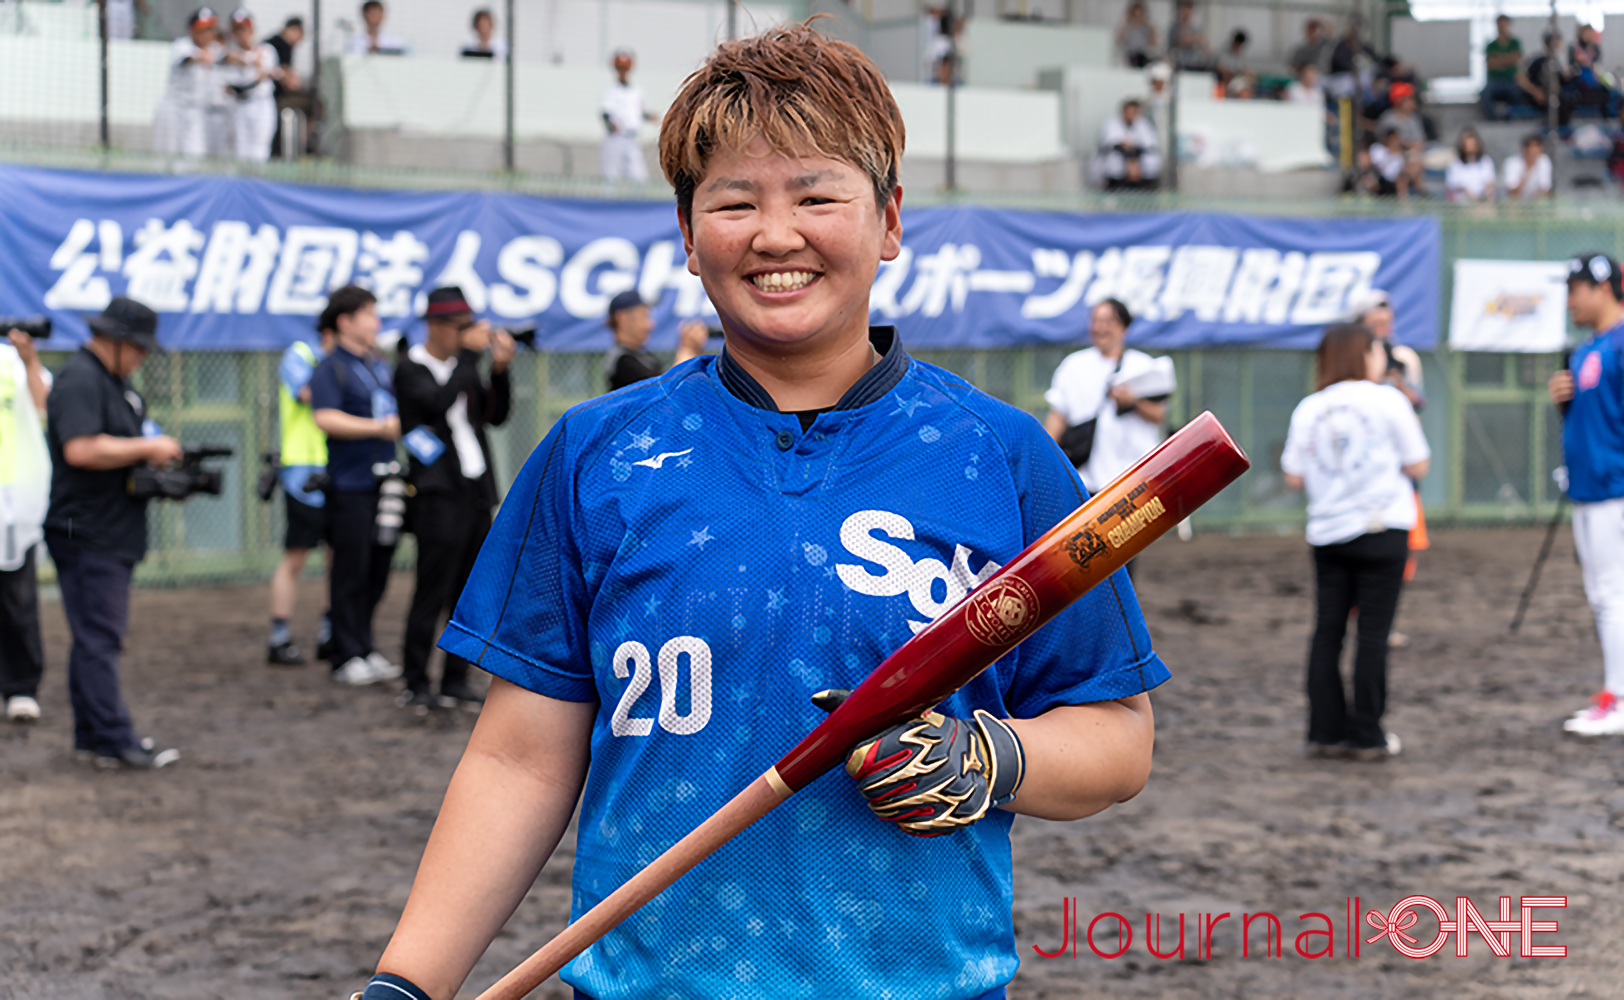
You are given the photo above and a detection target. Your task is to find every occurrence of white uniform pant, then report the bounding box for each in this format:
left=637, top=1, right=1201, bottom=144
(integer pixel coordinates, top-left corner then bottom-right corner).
left=233, top=98, right=277, bottom=162
left=1573, top=496, right=1624, bottom=695
left=153, top=99, right=209, bottom=158
left=600, top=133, right=647, bottom=181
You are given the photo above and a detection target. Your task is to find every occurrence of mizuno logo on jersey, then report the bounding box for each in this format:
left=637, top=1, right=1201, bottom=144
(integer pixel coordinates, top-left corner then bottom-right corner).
left=634, top=448, right=694, bottom=469
left=833, top=509, right=1001, bottom=633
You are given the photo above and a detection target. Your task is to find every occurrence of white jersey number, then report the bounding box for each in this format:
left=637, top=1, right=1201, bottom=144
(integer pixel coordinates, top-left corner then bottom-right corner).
left=610, top=636, right=713, bottom=737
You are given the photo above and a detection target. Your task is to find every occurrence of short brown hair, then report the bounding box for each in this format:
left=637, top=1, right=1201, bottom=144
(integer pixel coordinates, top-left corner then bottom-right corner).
left=1315, top=322, right=1374, bottom=391
left=658, top=20, right=905, bottom=221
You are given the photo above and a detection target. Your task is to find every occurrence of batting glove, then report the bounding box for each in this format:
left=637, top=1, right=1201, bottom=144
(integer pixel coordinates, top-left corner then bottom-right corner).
left=813, top=690, right=1026, bottom=837
left=351, top=973, right=432, bottom=1000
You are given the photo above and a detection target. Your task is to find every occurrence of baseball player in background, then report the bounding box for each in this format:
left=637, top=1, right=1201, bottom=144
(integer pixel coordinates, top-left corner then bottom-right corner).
left=153, top=8, right=224, bottom=159
left=353, top=23, right=1166, bottom=1000
left=600, top=48, right=656, bottom=181
left=1551, top=253, right=1624, bottom=737
left=222, top=9, right=280, bottom=163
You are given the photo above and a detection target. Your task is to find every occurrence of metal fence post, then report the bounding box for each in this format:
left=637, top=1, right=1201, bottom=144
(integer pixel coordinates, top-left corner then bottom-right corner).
left=504, top=0, right=516, bottom=172
left=98, top=0, right=110, bottom=152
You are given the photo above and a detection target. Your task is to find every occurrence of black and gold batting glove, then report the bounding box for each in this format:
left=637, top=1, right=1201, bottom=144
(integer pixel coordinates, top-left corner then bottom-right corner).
left=812, top=690, right=1026, bottom=838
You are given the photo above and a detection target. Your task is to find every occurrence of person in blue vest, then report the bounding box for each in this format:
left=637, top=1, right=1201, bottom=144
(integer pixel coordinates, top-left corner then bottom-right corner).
left=354, top=23, right=1164, bottom=1000
left=266, top=324, right=335, bottom=665
left=1550, top=253, right=1624, bottom=737
left=309, top=285, right=404, bottom=687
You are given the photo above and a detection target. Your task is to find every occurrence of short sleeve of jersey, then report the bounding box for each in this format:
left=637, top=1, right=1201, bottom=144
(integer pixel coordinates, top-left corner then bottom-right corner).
left=984, top=406, right=1169, bottom=719
left=308, top=356, right=344, bottom=412
left=439, top=413, right=596, bottom=701
left=1280, top=400, right=1309, bottom=476
left=1384, top=387, right=1430, bottom=465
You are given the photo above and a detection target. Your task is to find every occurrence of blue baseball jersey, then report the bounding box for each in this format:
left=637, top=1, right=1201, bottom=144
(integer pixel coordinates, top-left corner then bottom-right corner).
left=443, top=331, right=1169, bottom=1000
left=1564, top=321, right=1624, bottom=503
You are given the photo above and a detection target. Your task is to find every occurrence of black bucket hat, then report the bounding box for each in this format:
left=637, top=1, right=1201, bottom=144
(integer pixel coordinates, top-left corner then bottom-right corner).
left=85, top=297, right=162, bottom=351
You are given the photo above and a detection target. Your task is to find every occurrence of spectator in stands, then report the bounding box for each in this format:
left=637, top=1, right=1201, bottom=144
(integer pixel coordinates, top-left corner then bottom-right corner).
left=1445, top=127, right=1496, bottom=203
left=1289, top=19, right=1330, bottom=74
left=1215, top=29, right=1253, bottom=92
left=267, top=16, right=308, bottom=158
left=1115, top=1, right=1159, bottom=69
left=106, top=0, right=147, bottom=40
left=1100, top=98, right=1161, bottom=191
left=1566, top=25, right=1618, bottom=119
left=602, top=48, right=656, bottom=182
left=223, top=10, right=279, bottom=163
left=1369, top=126, right=1420, bottom=199
left=461, top=8, right=506, bottom=59
left=1146, top=61, right=1172, bottom=120
left=1344, top=138, right=1382, bottom=196
left=1286, top=62, right=1325, bottom=105
left=1482, top=15, right=1524, bottom=120
left=153, top=8, right=223, bottom=159
left=1328, top=15, right=1380, bottom=98
left=1504, top=132, right=1554, bottom=200
left=1520, top=31, right=1571, bottom=124
left=348, top=0, right=409, bottom=55
left=1168, top=0, right=1210, bottom=72
left=1375, top=82, right=1426, bottom=152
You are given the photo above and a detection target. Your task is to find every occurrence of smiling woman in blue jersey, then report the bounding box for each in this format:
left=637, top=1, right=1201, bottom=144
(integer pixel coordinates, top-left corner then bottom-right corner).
left=353, top=23, right=1168, bottom=1000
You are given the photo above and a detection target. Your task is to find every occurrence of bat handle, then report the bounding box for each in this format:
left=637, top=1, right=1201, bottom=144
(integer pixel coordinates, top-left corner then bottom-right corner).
left=474, top=772, right=789, bottom=1000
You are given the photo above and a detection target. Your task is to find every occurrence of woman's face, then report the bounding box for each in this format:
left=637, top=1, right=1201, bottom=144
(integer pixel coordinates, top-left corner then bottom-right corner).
left=1462, top=133, right=1480, bottom=158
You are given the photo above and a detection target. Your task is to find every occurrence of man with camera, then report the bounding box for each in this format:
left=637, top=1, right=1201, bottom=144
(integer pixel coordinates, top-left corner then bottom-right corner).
left=45, top=298, right=183, bottom=770
left=0, top=321, right=51, bottom=726
left=265, top=324, right=335, bottom=666
left=309, top=286, right=404, bottom=687
left=393, top=287, right=513, bottom=712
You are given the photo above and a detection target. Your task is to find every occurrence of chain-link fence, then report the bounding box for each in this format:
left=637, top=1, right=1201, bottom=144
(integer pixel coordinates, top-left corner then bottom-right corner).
left=28, top=329, right=1563, bottom=589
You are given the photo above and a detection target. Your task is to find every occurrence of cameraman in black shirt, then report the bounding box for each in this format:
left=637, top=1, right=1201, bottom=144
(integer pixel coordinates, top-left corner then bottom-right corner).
left=46, top=298, right=184, bottom=771
left=394, top=287, right=512, bottom=712
left=602, top=289, right=708, bottom=392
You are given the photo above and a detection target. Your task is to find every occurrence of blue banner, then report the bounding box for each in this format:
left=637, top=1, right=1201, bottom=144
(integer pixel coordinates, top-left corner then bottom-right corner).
left=0, top=163, right=1440, bottom=352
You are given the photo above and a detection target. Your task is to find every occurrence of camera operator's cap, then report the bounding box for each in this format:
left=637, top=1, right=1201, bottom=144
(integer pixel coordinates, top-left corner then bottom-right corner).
left=607, top=289, right=644, bottom=317
left=86, top=297, right=162, bottom=352
left=1348, top=287, right=1391, bottom=320
left=191, top=7, right=218, bottom=27
left=422, top=285, right=473, bottom=320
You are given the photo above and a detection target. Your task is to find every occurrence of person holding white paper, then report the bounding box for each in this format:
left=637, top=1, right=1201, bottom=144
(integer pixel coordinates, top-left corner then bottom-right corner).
left=1044, top=298, right=1175, bottom=495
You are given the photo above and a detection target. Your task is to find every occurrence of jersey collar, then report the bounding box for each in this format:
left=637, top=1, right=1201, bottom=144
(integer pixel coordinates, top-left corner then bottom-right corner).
left=714, top=326, right=910, bottom=414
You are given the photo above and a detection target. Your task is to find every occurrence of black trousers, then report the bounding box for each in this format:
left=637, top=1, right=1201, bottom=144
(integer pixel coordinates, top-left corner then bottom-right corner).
left=0, top=546, right=45, bottom=700
left=402, top=489, right=491, bottom=693
left=46, top=533, right=138, bottom=755
left=1306, top=528, right=1409, bottom=749
left=326, top=490, right=397, bottom=665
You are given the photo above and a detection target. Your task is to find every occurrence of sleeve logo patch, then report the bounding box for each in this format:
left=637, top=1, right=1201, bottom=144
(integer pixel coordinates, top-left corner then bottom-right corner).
left=1578, top=352, right=1603, bottom=391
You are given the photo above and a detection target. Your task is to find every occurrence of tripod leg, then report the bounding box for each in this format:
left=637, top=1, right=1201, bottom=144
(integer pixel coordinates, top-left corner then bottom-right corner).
left=1510, top=499, right=1567, bottom=634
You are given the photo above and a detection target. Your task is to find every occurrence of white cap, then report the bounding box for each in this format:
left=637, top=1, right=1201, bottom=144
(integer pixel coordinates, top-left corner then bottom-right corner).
left=1348, top=287, right=1391, bottom=320
left=1148, top=61, right=1172, bottom=82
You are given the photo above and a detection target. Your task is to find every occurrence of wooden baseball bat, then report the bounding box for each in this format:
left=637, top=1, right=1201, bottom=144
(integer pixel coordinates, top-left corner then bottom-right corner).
left=476, top=410, right=1249, bottom=1000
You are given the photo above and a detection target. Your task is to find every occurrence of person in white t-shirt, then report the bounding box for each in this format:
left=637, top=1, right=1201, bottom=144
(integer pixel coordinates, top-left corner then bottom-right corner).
left=347, top=0, right=410, bottom=55
left=222, top=10, right=280, bottom=162
left=1503, top=133, right=1553, bottom=200
left=1445, top=127, right=1496, bottom=203
left=1043, top=297, right=1173, bottom=497
left=153, top=8, right=224, bottom=158
left=1282, top=323, right=1430, bottom=761
left=1099, top=99, right=1161, bottom=190
left=601, top=48, right=656, bottom=181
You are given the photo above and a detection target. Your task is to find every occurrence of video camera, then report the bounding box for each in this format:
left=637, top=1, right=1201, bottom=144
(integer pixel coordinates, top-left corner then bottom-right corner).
left=128, top=445, right=234, bottom=501
left=0, top=316, right=51, bottom=340
left=256, top=451, right=280, bottom=502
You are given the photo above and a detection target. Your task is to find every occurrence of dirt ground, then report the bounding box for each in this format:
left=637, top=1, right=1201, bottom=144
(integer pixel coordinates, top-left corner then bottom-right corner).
left=2, top=526, right=1620, bottom=1000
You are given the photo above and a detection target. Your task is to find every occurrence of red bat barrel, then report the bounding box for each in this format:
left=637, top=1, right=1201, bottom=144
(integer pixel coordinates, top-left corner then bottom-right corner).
left=770, top=410, right=1249, bottom=792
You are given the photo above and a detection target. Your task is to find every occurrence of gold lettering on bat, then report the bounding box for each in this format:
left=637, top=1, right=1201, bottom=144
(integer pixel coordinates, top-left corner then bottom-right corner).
left=964, top=577, right=1042, bottom=647
left=1106, top=496, right=1167, bottom=548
